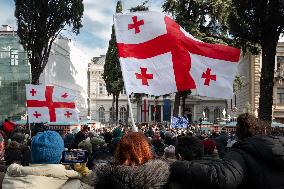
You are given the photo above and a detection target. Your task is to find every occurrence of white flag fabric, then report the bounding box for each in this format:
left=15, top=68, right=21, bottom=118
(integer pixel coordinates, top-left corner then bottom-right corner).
left=26, top=84, right=79, bottom=123
left=114, top=11, right=240, bottom=99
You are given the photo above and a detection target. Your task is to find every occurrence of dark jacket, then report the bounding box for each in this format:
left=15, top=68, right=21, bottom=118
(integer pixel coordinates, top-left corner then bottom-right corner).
left=95, top=159, right=169, bottom=189
left=214, top=132, right=228, bottom=158
left=168, top=135, right=284, bottom=189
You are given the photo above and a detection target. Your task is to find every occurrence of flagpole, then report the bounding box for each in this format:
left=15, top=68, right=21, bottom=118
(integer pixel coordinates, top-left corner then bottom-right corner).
left=127, top=96, right=138, bottom=132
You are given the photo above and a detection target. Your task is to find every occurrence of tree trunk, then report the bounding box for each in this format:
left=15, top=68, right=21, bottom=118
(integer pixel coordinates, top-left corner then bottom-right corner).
left=259, top=33, right=279, bottom=123
left=173, top=92, right=181, bottom=117
left=112, top=94, right=115, bottom=125
left=31, top=62, right=40, bottom=85
left=115, top=93, right=119, bottom=126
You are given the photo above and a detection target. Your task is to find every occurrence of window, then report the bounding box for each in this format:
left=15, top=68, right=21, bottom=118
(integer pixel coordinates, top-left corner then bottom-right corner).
left=214, top=108, right=220, bottom=123
left=109, top=107, right=116, bottom=123
left=119, top=107, right=127, bottom=123
left=277, top=88, right=284, bottom=104
left=98, top=107, right=105, bottom=122
left=277, top=56, right=284, bottom=71
left=98, top=83, right=104, bottom=95
left=204, top=107, right=210, bottom=120
left=10, top=49, right=18, bottom=66
left=11, top=82, right=18, bottom=101
left=121, top=88, right=126, bottom=95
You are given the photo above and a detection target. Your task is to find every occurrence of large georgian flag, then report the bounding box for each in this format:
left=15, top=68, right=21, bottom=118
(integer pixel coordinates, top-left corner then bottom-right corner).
left=26, top=84, right=79, bottom=123
left=114, top=12, right=240, bottom=98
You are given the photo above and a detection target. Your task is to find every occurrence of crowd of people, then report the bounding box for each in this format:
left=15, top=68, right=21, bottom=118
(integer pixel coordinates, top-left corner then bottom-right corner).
left=0, top=113, right=283, bottom=188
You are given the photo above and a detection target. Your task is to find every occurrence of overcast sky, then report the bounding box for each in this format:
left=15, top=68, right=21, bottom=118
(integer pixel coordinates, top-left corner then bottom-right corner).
left=0, top=0, right=164, bottom=60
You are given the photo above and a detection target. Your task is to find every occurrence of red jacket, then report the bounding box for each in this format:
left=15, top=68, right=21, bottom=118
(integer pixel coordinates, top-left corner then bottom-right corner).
left=3, top=121, right=15, bottom=133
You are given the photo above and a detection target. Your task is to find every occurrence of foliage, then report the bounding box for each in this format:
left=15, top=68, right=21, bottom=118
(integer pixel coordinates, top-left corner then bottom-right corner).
left=129, top=1, right=149, bottom=12
left=103, top=1, right=123, bottom=124
left=14, top=0, right=84, bottom=84
left=233, top=75, right=244, bottom=92
left=162, top=0, right=234, bottom=45
left=228, top=0, right=284, bottom=122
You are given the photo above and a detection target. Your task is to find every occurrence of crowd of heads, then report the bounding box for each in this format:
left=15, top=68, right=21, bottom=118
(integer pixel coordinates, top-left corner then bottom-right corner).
left=0, top=113, right=282, bottom=170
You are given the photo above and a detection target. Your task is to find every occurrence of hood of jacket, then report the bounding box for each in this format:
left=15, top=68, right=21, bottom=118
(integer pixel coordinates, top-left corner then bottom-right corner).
left=96, top=159, right=169, bottom=189
left=6, top=163, right=81, bottom=179
left=234, top=135, right=284, bottom=170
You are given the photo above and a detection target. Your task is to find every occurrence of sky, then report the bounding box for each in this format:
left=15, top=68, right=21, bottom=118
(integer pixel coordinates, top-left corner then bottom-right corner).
left=0, top=0, right=164, bottom=60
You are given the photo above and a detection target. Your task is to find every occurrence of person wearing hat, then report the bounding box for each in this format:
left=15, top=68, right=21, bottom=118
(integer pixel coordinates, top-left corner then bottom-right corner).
left=2, top=131, right=92, bottom=189
left=168, top=113, right=284, bottom=189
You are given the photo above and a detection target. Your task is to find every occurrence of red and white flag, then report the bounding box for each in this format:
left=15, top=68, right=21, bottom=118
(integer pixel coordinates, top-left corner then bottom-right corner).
left=26, top=84, right=79, bottom=123
left=141, top=97, right=149, bottom=122
left=114, top=12, right=240, bottom=98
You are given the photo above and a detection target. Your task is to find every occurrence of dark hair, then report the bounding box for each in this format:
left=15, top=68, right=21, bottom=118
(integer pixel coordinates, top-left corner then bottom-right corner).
left=115, top=132, right=153, bottom=166
left=175, top=136, right=204, bottom=161
left=236, top=113, right=266, bottom=140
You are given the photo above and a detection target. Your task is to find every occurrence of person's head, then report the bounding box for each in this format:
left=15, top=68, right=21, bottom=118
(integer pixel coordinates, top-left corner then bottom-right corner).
left=115, top=132, right=153, bottom=166
left=113, top=127, right=122, bottom=138
left=4, top=119, right=9, bottom=122
left=175, top=136, right=204, bottom=161
left=31, top=131, right=64, bottom=164
left=202, top=138, right=216, bottom=155
left=78, top=139, right=92, bottom=155
left=5, top=141, right=23, bottom=165
left=11, top=133, right=26, bottom=144
left=236, top=113, right=266, bottom=140
left=164, top=145, right=176, bottom=159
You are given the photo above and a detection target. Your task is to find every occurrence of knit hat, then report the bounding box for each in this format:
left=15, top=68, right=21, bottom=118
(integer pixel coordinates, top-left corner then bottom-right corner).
left=164, top=145, right=176, bottom=159
left=202, top=138, right=216, bottom=154
left=164, top=131, right=173, bottom=138
left=90, top=136, right=105, bottom=146
left=113, top=127, right=122, bottom=138
left=31, top=131, right=64, bottom=164
left=78, top=139, right=92, bottom=154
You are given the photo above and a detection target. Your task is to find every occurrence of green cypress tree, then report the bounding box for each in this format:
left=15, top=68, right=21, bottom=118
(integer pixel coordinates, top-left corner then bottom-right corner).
left=103, top=1, right=123, bottom=125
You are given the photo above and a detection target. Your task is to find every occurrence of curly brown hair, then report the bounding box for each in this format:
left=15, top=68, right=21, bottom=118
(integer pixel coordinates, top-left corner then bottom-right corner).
left=114, top=132, right=153, bottom=166
left=236, top=113, right=266, bottom=140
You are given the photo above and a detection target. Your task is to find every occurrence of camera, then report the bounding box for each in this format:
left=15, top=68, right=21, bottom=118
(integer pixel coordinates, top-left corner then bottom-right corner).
left=61, top=149, right=88, bottom=164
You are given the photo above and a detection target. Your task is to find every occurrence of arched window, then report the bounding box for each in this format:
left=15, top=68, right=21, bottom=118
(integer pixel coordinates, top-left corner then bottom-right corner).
left=204, top=107, right=210, bottom=121
left=119, top=107, right=127, bottom=123
left=214, top=108, right=221, bottom=123
left=109, top=107, right=116, bottom=123
left=98, top=107, right=105, bottom=122
left=98, top=83, right=104, bottom=95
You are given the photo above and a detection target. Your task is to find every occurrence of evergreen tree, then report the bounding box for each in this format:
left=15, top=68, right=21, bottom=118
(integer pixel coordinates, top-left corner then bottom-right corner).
left=103, top=1, right=123, bottom=125
left=14, top=0, right=84, bottom=84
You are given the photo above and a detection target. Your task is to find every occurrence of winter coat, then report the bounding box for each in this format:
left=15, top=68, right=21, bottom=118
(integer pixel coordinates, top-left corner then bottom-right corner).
left=2, top=163, right=92, bottom=189
left=95, top=159, right=169, bottom=189
left=168, top=135, right=284, bottom=189
left=214, top=132, right=228, bottom=158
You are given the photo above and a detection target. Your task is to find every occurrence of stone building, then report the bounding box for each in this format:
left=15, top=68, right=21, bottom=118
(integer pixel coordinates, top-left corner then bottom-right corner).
left=227, top=42, right=284, bottom=123
left=87, top=55, right=133, bottom=124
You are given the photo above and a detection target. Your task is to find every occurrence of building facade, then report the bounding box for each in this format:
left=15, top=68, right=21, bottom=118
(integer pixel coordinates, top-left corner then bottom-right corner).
left=228, top=42, right=284, bottom=123
left=88, top=55, right=133, bottom=124
left=88, top=55, right=227, bottom=124
left=0, top=25, right=30, bottom=121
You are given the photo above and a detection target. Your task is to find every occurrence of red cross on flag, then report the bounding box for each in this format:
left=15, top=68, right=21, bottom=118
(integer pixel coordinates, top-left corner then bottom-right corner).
left=114, top=12, right=240, bottom=99
left=26, top=84, right=79, bottom=123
